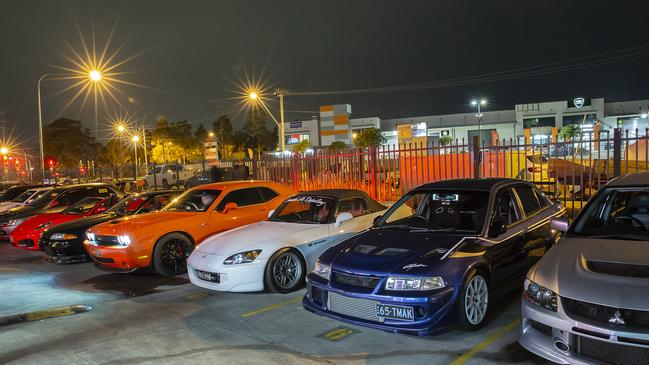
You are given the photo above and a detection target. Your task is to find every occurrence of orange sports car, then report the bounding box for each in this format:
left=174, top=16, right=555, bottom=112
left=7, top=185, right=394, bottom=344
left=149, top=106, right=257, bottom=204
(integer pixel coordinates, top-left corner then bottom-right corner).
left=84, top=181, right=294, bottom=276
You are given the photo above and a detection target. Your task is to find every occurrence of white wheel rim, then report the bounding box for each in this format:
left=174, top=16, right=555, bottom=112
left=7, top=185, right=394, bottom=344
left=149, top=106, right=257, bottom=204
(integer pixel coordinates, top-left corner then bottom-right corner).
left=464, top=275, right=488, bottom=325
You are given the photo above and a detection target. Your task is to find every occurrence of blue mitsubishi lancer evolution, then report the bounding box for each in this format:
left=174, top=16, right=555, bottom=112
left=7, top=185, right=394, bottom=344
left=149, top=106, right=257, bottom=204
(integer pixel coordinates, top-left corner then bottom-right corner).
left=303, top=178, right=565, bottom=335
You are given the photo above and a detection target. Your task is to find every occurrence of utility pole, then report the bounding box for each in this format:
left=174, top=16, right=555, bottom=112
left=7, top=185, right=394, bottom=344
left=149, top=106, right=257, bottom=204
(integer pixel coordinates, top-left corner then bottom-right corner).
left=275, top=89, right=286, bottom=152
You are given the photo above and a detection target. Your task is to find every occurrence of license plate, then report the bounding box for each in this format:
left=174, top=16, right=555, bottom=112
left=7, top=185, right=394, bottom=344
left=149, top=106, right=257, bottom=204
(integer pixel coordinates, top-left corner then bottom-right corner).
left=376, top=303, right=415, bottom=321
left=195, top=269, right=220, bottom=283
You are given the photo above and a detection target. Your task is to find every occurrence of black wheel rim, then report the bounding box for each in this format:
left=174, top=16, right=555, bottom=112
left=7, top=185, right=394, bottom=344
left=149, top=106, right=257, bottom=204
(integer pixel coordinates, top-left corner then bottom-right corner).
left=159, top=239, right=189, bottom=274
left=272, top=252, right=302, bottom=290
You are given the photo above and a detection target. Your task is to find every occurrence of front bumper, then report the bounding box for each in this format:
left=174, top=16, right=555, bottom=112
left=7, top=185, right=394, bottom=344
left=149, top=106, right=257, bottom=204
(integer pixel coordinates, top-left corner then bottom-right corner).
left=0, top=224, right=18, bottom=241
left=43, top=238, right=89, bottom=264
left=10, top=231, right=42, bottom=250
left=519, top=297, right=649, bottom=365
left=83, top=242, right=145, bottom=271
left=187, top=251, right=266, bottom=292
left=302, top=274, right=458, bottom=336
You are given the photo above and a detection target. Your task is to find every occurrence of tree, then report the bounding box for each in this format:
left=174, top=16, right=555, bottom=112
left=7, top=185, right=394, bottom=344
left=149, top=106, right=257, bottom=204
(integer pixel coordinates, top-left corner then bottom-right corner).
left=353, top=128, right=386, bottom=148
left=98, top=139, right=133, bottom=177
left=327, top=141, right=347, bottom=152
left=291, top=139, right=310, bottom=153
left=43, top=118, right=100, bottom=168
left=242, top=105, right=276, bottom=156
left=194, top=124, right=208, bottom=142
left=439, top=136, right=453, bottom=146
left=559, top=124, right=580, bottom=141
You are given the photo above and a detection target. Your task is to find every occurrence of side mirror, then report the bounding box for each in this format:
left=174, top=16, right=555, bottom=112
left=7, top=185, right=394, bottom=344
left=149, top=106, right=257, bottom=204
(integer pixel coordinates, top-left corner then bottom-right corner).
left=334, top=212, right=354, bottom=227
left=267, top=209, right=275, bottom=219
left=488, top=219, right=507, bottom=238
left=223, top=202, right=238, bottom=214
left=550, top=217, right=569, bottom=233
left=373, top=215, right=383, bottom=226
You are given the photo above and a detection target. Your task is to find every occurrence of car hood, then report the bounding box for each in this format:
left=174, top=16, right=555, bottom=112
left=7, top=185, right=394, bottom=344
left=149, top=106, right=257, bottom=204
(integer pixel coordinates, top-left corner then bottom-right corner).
left=90, top=211, right=198, bottom=234
left=196, top=220, right=317, bottom=255
left=0, top=205, right=63, bottom=221
left=531, top=237, right=649, bottom=311
left=13, top=213, right=72, bottom=233
left=325, top=228, right=468, bottom=276
left=46, top=213, right=115, bottom=234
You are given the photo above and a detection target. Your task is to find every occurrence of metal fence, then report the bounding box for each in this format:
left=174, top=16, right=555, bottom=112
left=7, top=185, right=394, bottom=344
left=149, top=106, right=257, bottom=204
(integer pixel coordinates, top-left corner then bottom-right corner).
left=253, top=128, right=649, bottom=219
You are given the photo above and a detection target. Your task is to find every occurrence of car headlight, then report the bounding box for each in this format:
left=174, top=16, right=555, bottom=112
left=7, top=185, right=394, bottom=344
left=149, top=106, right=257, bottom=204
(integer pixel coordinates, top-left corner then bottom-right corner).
left=524, top=278, right=557, bottom=312
left=5, top=219, right=21, bottom=227
left=86, top=232, right=96, bottom=244
left=223, top=250, right=261, bottom=265
left=116, top=235, right=131, bottom=247
left=50, top=233, right=78, bottom=240
left=35, top=222, right=53, bottom=230
left=385, top=276, right=445, bottom=291
left=313, top=260, right=331, bottom=280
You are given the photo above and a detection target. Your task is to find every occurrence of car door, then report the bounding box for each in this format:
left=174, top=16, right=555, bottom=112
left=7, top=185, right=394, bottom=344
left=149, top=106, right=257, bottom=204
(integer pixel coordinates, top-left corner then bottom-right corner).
left=210, top=187, right=266, bottom=233
left=512, top=184, right=554, bottom=269
left=483, top=186, right=527, bottom=294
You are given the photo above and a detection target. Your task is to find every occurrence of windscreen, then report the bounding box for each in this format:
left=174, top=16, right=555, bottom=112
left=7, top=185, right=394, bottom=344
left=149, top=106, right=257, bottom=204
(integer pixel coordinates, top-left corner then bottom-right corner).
left=163, top=189, right=220, bottom=212
left=269, top=196, right=335, bottom=224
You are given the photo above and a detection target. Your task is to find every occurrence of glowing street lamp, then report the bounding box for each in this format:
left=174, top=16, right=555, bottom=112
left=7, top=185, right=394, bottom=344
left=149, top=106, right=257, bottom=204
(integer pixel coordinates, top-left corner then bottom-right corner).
left=116, top=125, right=126, bottom=133
left=0, top=147, right=8, bottom=155
left=89, top=70, right=102, bottom=82
left=248, top=90, right=285, bottom=152
left=471, top=99, right=488, bottom=133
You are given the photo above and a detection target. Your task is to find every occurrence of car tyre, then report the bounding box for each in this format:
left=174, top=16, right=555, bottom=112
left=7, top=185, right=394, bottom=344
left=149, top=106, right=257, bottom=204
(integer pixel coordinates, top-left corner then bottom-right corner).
left=152, top=233, right=193, bottom=276
left=264, top=248, right=306, bottom=293
left=457, top=269, right=490, bottom=331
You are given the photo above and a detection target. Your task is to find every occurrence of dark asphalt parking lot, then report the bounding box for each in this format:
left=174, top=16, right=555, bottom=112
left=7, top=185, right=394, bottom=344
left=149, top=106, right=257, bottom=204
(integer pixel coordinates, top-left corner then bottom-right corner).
left=0, top=242, right=550, bottom=365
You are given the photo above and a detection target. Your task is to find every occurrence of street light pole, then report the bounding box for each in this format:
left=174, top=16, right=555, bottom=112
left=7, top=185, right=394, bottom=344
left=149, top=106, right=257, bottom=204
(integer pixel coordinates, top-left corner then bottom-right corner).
left=278, top=91, right=286, bottom=152
left=249, top=91, right=285, bottom=152
left=132, top=136, right=139, bottom=180
left=471, top=99, right=487, bottom=137
left=37, top=74, right=51, bottom=183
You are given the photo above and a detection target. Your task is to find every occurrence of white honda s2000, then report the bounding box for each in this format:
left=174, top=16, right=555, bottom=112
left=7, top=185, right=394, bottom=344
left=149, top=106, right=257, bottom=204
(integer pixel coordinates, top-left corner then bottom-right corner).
left=188, top=189, right=388, bottom=293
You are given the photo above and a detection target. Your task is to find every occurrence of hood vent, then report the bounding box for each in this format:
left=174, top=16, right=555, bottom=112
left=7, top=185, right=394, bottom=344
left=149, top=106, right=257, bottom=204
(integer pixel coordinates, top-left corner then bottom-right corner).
left=352, top=244, right=410, bottom=256
left=587, top=261, right=649, bottom=279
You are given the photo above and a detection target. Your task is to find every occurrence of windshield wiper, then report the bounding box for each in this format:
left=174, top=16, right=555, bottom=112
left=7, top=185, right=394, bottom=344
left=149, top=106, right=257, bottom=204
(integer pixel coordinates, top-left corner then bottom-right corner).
left=587, top=234, right=649, bottom=241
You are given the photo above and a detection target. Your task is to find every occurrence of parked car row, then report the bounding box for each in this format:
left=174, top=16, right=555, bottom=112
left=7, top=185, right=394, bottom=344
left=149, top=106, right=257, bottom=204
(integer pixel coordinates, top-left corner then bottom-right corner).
left=2, top=174, right=648, bottom=365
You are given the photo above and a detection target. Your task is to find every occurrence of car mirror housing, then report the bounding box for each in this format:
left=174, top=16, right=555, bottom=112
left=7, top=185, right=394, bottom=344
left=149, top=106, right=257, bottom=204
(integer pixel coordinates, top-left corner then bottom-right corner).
left=550, top=217, right=569, bottom=233
left=373, top=215, right=382, bottom=226
left=223, top=202, right=238, bottom=214
left=488, top=219, right=507, bottom=238
left=335, top=212, right=354, bottom=227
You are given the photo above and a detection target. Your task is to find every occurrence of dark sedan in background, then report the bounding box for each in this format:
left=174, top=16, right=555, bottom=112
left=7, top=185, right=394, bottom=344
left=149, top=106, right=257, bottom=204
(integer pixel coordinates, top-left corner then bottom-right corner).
left=43, top=190, right=178, bottom=264
left=0, top=183, right=123, bottom=241
left=304, top=179, right=565, bottom=335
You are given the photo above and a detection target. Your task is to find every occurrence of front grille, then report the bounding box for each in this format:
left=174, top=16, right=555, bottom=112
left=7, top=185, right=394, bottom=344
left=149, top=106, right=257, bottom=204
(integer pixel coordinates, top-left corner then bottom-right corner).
left=93, top=256, right=114, bottom=263
left=530, top=320, right=552, bottom=337
left=587, top=261, right=649, bottom=279
left=328, top=292, right=381, bottom=322
left=332, top=271, right=381, bottom=291
left=578, top=336, right=649, bottom=365
left=310, top=286, right=325, bottom=306
left=17, top=239, right=35, bottom=248
left=563, top=297, right=649, bottom=330
left=96, top=235, right=120, bottom=246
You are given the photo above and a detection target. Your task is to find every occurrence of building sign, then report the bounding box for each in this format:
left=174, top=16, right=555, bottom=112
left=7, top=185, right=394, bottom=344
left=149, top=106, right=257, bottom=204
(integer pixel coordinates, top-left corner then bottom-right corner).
left=289, top=121, right=303, bottom=129
left=441, top=130, right=450, bottom=136
left=204, top=141, right=217, bottom=160
left=569, top=97, right=590, bottom=108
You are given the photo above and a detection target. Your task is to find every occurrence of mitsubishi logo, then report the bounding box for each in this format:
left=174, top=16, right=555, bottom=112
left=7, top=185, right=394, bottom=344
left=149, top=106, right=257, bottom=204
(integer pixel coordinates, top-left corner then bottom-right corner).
left=573, top=97, right=585, bottom=108
left=608, top=310, right=625, bottom=325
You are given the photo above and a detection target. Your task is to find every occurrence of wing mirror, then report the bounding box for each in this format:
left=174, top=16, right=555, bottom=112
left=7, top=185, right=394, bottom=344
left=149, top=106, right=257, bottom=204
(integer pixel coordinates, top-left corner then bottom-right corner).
left=267, top=209, right=275, bottom=219
left=550, top=217, right=569, bottom=233
left=223, top=202, right=238, bottom=214
left=488, top=219, right=507, bottom=238
left=334, top=212, right=353, bottom=227
left=373, top=215, right=383, bottom=226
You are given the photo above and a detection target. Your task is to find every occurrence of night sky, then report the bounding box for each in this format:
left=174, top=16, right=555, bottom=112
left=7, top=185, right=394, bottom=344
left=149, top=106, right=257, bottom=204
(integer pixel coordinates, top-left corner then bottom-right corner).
left=2, top=0, right=649, bottom=149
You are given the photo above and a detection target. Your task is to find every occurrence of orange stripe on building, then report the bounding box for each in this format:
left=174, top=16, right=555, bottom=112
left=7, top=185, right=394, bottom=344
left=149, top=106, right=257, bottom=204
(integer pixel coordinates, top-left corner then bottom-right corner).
left=333, top=115, right=349, bottom=122
left=320, top=105, right=334, bottom=112
left=321, top=129, right=348, bottom=136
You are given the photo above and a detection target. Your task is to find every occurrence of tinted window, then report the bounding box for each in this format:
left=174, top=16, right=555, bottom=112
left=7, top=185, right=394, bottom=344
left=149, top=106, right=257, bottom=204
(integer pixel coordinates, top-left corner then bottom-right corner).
left=217, top=188, right=264, bottom=210
left=164, top=189, right=221, bottom=212
left=534, top=189, right=550, bottom=208
left=492, top=189, right=521, bottom=225
left=515, top=185, right=541, bottom=215
left=257, top=187, right=279, bottom=202
left=53, top=189, right=91, bottom=207
left=338, top=197, right=369, bottom=217
left=573, top=188, right=649, bottom=239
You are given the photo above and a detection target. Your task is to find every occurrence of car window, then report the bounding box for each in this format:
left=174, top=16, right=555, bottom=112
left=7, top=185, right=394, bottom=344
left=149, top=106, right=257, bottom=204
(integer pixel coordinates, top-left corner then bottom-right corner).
left=216, top=188, right=264, bottom=211
left=534, top=188, right=550, bottom=208
left=338, top=197, right=369, bottom=217
left=257, top=187, right=279, bottom=202
left=140, top=195, right=172, bottom=213
left=11, top=189, right=37, bottom=203
left=514, top=185, right=542, bottom=216
left=492, top=189, right=521, bottom=226
left=269, top=196, right=335, bottom=224
left=62, top=197, right=103, bottom=214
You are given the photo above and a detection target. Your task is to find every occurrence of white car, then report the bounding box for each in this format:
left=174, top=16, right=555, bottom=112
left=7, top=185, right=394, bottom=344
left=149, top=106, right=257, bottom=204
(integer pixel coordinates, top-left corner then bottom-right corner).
left=188, top=189, right=389, bottom=293
left=0, top=187, right=52, bottom=213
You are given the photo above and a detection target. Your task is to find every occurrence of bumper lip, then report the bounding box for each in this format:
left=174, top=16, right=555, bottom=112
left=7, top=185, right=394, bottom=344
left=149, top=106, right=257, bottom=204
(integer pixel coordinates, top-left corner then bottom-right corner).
left=187, top=254, right=265, bottom=292
left=303, top=276, right=457, bottom=336
left=519, top=297, right=649, bottom=365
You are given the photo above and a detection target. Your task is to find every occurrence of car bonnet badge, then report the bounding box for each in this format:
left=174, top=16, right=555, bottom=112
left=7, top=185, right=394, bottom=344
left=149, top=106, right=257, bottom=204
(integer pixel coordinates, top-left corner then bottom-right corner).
left=402, top=263, right=428, bottom=271
left=608, top=310, right=625, bottom=325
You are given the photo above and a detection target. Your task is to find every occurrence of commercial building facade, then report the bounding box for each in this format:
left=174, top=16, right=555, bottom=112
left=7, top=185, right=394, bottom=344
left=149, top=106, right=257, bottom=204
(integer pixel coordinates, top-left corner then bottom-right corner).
left=283, top=98, right=649, bottom=149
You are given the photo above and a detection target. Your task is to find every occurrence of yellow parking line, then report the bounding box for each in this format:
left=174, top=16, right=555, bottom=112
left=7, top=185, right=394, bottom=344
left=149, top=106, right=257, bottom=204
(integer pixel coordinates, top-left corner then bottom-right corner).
left=240, top=296, right=302, bottom=318
left=448, top=319, right=520, bottom=365
left=322, top=327, right=356, bottom=341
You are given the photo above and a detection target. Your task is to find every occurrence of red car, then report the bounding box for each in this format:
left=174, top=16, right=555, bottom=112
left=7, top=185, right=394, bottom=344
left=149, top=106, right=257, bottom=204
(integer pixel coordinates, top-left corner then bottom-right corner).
left=11, top=197, right=112, bottom=251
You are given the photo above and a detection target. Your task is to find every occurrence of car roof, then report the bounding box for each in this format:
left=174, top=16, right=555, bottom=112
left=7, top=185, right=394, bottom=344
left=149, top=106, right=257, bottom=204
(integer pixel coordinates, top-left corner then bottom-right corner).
left=607, top=172, right=649, bottom=187
left=298, top=189, right=374, bottom=200
left=191, top=180, right=283, bottom=190
left=414, top=178, right=520, bottom=192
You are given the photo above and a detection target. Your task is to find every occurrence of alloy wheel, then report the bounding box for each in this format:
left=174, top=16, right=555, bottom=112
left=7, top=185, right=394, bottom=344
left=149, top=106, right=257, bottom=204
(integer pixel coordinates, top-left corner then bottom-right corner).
left=159, top=239, right=188, bottom=274
left=464, top=275, right=489, bottom=325
left=272, top=252, right=302, bottom=290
